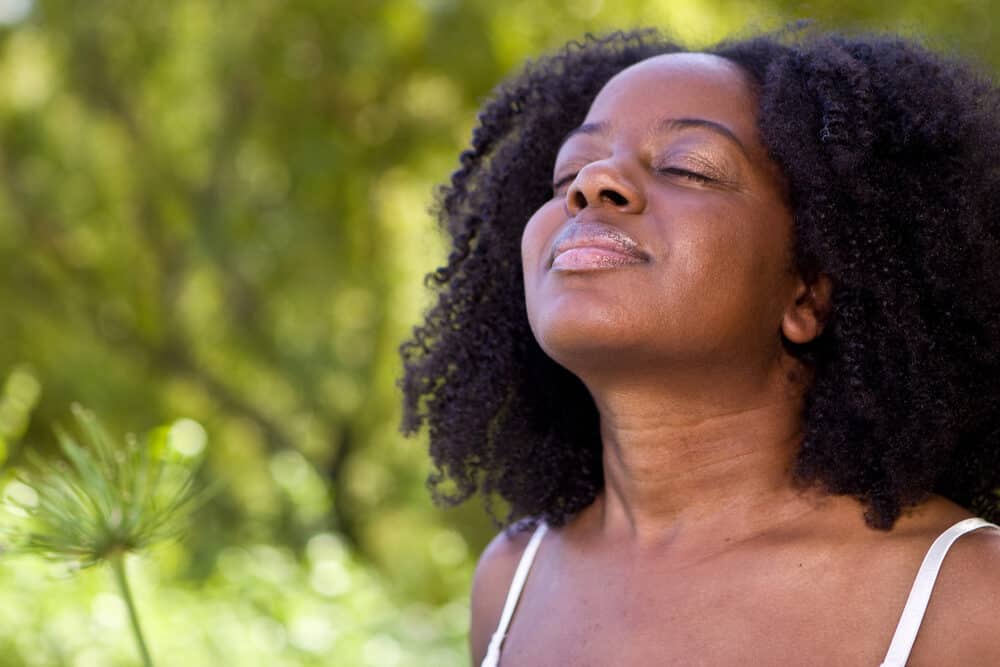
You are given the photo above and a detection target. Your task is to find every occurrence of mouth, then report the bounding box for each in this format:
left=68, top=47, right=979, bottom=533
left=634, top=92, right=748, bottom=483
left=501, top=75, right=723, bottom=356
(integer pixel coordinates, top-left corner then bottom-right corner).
left=549, top=221, right=650, bottom=271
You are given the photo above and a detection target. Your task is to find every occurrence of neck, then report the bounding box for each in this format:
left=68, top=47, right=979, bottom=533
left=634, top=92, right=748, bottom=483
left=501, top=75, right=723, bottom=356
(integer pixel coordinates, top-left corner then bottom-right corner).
left=580, top=360, right=821, bottom=551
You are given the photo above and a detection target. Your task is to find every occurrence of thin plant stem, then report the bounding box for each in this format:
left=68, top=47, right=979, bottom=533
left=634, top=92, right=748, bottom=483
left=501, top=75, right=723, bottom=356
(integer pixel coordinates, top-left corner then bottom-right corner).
left=109, top=551, right=154, bottom=667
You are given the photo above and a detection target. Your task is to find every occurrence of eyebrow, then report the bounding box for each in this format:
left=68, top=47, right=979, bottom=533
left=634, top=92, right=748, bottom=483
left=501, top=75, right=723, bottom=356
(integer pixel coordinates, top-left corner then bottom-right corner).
left=560, top=117, right=749, bottom=157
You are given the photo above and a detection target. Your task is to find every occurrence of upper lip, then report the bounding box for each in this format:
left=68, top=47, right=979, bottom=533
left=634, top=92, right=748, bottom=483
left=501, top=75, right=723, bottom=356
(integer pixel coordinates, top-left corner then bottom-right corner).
left=549, top=221, right=649, bottom=267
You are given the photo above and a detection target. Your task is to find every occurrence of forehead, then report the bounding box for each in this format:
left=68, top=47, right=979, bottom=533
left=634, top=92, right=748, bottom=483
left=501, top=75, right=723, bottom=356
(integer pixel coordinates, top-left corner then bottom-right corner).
left=583, top=52, right=759, bottom=138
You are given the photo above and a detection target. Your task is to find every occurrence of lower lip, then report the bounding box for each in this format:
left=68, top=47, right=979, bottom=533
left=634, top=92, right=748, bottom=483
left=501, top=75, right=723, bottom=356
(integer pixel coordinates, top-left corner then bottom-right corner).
left=551, top=247, right=647, bottom=271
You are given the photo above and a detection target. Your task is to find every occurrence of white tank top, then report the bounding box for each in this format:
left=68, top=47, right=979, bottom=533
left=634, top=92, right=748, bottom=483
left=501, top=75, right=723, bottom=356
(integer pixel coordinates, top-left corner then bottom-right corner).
left=480, top=517, right=997, bottom=667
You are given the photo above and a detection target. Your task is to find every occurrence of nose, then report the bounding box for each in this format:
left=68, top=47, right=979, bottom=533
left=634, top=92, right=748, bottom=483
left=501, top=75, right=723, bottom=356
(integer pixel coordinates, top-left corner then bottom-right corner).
left=566, top=160, right=646, bottom=216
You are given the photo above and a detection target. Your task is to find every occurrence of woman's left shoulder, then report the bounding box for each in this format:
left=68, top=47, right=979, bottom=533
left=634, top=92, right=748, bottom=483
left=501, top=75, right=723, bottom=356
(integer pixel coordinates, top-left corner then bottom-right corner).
left=934, top=516, right=1000, bottom=599
left=910, top=515, right=1000, bottom=664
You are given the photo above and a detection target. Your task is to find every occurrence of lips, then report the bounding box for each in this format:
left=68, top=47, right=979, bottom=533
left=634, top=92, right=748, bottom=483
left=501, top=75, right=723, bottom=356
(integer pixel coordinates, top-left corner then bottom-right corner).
left=549, top=221, right=649, bottom=270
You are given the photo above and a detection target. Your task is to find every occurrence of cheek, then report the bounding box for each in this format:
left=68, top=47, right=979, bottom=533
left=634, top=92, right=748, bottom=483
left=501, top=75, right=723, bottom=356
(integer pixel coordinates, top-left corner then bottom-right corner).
left=654, top=196, right=794, bottom=328
left=670, top=191, right=791, bottom=276
left=520, top=202, right=560, bottom=280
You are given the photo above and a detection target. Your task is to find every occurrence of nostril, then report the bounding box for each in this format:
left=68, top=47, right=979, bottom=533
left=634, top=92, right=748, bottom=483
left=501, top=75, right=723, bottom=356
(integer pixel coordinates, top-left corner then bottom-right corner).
left=601, top=189, right=628, bottom=207
left=572, top=190, right=588, bottom=211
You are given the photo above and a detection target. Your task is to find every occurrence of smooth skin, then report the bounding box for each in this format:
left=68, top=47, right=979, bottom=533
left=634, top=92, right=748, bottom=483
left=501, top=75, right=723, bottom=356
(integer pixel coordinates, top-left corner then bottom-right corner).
left=469, top=53, right=1000, bottom=666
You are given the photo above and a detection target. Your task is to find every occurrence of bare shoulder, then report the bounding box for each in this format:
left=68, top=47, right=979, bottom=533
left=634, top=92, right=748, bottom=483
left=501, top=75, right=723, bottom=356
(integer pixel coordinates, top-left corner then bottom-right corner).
left=910, top=518, right=1000, bottom=665
left=468, top=522, right=539, bottom=666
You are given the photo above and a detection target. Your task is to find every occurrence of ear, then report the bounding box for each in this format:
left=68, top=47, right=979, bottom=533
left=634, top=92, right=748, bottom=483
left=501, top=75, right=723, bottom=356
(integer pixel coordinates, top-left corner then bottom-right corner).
left=781, top=273, right=832, bottom=344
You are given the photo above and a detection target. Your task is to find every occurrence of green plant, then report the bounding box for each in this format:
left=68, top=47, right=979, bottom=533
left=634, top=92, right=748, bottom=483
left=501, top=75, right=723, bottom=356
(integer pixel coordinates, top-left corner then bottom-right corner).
left=2, top=405, right=213, bottom=667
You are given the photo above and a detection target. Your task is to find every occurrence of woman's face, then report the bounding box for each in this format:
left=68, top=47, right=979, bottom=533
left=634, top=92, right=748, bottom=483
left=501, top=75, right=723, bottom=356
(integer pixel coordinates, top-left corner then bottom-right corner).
left=521, top=52, right=803, bottom=381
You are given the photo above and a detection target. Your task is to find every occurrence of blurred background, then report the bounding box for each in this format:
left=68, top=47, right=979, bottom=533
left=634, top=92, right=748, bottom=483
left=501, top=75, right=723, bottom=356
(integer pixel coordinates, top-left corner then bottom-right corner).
left=0, top=0, right=995, bottom=665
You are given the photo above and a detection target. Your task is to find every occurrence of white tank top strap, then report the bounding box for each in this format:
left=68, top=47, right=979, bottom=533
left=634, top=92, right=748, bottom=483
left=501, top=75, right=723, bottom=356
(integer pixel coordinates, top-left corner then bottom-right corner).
left=480, top=521, right=549, bottom=667
left=880, top=517, right=998, bottom=667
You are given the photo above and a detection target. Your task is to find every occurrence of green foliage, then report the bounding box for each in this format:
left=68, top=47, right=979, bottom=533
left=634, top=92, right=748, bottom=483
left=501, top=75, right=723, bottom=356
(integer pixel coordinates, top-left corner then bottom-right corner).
left=5, top=405, right=208, bottom=568
left=0, top=0, right=996, bottom=664
left=0, top=366, right=41, bottom=467
left=0, top=544, right=468, bottom=667
left=3, top=406, right=212, bottom=666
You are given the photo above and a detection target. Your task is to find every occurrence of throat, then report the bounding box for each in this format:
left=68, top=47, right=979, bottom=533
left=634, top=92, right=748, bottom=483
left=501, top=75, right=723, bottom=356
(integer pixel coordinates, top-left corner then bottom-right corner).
left=590, top=400, right=814, bottom=553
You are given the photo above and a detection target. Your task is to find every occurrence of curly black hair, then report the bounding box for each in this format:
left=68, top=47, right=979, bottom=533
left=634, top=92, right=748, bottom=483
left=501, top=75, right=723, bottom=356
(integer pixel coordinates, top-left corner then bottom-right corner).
left=398, top=28, right=1000, bottom=531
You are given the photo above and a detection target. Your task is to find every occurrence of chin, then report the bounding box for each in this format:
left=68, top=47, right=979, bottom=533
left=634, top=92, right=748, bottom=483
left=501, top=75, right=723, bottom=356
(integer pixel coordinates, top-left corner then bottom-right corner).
left=529, top=303, right=641, bottom=368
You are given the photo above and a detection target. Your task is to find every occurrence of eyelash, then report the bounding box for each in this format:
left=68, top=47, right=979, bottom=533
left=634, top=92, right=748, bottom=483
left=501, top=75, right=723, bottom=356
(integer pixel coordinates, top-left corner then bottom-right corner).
left=551, top=167, right=713, bottom=195
left=552, top=175, right=575, bottom=194
left=657, top=167, right=714, bottom=183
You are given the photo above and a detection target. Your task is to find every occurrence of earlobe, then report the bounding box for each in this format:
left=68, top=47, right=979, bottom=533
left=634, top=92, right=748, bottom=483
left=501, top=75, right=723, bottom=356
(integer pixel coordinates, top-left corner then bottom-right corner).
left=781, top=274, right=833, bottom=344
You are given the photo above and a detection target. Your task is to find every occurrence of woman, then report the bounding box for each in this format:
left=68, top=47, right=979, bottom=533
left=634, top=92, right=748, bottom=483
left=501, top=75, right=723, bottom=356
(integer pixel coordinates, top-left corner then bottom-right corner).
left=399, top=28, right=1000, bottom=665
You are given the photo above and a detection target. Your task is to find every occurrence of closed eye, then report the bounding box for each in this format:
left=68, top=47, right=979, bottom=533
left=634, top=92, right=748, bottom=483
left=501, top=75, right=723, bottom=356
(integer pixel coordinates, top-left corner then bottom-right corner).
left=552, top=174, right=577, bottom=195
left=658, top=167, right=714, bottom=183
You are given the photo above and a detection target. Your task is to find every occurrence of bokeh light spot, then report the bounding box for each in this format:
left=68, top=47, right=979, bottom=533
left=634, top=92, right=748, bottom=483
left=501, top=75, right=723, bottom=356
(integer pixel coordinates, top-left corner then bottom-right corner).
left=363, top=634, right=402, bottom=667
left=288, top=615, right=337, bottom=653
left=309, top=560, right=351, bottom=597
left=90, top=593, right=126, bottom=631
left=168, top=418, right=207, bottom=457
left=0, top=0, right=31, bottom=26
left=306, top=532, right=348, bottom=564
left=3, top=479, right=38, bottom=511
